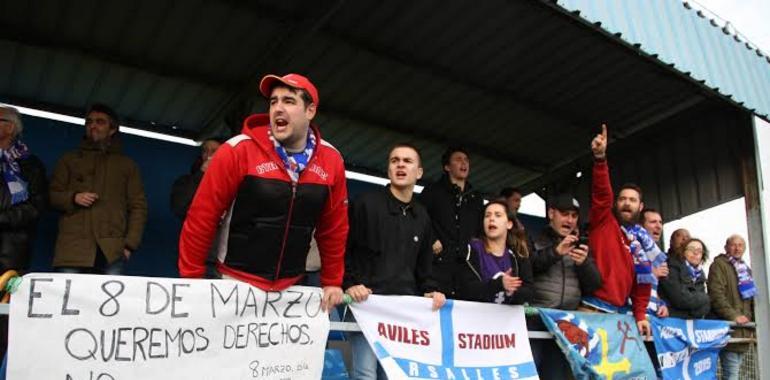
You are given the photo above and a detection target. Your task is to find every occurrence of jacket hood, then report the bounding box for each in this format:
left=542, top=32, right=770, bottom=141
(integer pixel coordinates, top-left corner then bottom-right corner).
left=714, top=253, right=738, bottom=264
left=241, top=113, right=322, bottom=150
left=79, top=135, right=123, bottom=153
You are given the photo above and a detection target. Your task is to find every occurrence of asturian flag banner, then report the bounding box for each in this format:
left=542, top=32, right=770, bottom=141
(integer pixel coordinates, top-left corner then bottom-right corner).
left=539, top=308, right=657, bottom=380
left=650, top=316, right=729, bottom=380
left=349, top=295, right=539, bottom=380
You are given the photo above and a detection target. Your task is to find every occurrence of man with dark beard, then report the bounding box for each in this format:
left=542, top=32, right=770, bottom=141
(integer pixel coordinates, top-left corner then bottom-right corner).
left=580, top=124, right=655, bottom=338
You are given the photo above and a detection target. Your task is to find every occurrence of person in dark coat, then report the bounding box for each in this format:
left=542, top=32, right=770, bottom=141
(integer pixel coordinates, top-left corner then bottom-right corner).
left=658, top=238, right=710, bottom=319
left=344, top=143, right=445, bottom=380
left=170, top=138, right=223, bottom=278
left=419, top=146, right=484, bottom=296
left=0, top=105, right=47, bottom=273
left=49, top=104, right=147, bottom=274
left=455, top=200, right=533, bottom=305
left=170, top=138, right=223, bottom=219
left=531, top=194, right=601, bottom=310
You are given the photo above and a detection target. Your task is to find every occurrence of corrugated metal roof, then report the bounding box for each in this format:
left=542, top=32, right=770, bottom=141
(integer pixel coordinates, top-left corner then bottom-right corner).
left=0, top=0, right=765, bottom=219
left=555, top=0, right=770, bottom=118
left=562, top=102, right=749, bottom=222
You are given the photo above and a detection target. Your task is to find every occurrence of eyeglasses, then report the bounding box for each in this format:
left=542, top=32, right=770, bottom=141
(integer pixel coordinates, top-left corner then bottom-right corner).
left=685, top=247, right=704, bottom=254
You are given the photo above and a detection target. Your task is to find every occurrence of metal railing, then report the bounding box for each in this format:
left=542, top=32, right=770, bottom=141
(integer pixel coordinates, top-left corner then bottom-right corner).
left=331, top=317, right=758, bottom=379
left=0, top=303, right=758, bottom=379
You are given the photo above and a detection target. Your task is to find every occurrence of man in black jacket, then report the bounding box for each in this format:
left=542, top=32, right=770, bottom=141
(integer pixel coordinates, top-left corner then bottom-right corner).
left=170, top=138, right=222, bottom=219
left=170, top=138, right=223, bottom=278
left=0, top=105, right=47, bottom=273
left=531, top=194, right=601, bottom=309
left=344, top=143, right=445, bottom=380
left=419, top=146, right=483, bottom=296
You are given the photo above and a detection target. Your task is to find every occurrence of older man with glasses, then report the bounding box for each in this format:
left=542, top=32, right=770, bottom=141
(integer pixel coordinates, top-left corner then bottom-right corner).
left=0, top=105, right=47, bottom=273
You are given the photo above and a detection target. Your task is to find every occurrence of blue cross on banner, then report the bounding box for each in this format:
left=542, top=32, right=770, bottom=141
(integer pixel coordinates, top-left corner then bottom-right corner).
left=650, top=316, right=729, bottom=380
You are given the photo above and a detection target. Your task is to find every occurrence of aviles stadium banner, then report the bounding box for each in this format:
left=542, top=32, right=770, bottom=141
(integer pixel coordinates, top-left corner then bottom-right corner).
left=650, top=316, right=730, bottom=380
left=7, top=273, right=329, bottom=380
left=539, top=308, right=657, bottom=380
left=349, top=295, right=539, bottom=380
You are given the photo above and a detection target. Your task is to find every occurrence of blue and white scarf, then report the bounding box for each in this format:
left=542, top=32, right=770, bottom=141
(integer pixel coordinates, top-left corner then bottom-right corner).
left=685, top=261, right=704, bottom=283
left=622, top=224, right=667, bottom=285
left=270, top=130, right=316, bottom=183
left=0, top=140, right=30, bottom=205
left=727, top=255, right=757, bottom=300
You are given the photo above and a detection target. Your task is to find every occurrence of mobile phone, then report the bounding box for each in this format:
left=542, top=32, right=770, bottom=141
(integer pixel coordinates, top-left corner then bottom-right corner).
left=572, top=234, right=588, bottom=247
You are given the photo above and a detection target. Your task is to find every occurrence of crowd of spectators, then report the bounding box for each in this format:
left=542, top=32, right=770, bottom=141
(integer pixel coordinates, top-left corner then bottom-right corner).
left=0, top=74, right=756, bottom=380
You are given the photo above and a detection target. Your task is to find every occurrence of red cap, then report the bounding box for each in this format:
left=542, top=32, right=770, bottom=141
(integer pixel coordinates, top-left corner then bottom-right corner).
left=259, top=73, right=319, bottom=107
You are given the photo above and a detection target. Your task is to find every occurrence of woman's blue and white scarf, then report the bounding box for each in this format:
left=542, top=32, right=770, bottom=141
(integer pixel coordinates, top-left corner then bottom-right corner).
left=622, top=224, right=667, bottom=285
left=727, top=255, right=757, bottom=300
left=270, top=130, right=316, bottom=183
left=685, top=261, right=704, bottom=283
left=0, top=139, right=30, bottom=205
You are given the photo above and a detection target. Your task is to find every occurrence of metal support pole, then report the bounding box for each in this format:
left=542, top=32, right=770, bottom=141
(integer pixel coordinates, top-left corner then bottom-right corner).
left=743, top=116, right=769, bottom=379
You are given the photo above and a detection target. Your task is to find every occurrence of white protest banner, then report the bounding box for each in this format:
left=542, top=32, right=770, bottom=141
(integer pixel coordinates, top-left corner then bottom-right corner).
left=8, top=273, right=329, bottom=380
left=350, top=295, right=539, bottom=380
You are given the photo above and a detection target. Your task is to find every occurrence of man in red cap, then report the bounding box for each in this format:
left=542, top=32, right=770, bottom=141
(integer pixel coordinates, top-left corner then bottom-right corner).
left=179, top=73, right=348, bottom=311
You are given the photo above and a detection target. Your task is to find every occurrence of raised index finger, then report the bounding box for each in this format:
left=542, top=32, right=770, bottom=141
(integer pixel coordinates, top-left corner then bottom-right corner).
left=601, top=123, right=607, bottom=139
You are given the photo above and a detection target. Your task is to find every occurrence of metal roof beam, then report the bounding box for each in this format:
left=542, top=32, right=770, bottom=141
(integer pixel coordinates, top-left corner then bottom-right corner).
left=320, top=103, right=548, bottom=174
left=201, top=1, right=590, bottom=139
left=0, top=31, right=234, bottom=92
left=0, top=93, right=198, bottom=138
left=198, top=0, right=348, bottom=137
left=320, top=26, right=591, bottom=132
left=518, top=95, right=706, bottom=192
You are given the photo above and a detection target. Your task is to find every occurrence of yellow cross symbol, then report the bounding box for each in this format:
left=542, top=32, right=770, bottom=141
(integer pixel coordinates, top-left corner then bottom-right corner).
left=592, top=328, right=632, bottom=380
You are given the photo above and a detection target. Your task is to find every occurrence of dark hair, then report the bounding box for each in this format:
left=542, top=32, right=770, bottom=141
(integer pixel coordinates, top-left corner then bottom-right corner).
left=641, top=208, right=662, bottom=223
left=388, top=142, right=422, bottom=167
left=86, top=103, right=119, bottom=129
left=441, top=146, right=469, bottom=167
left=675, top=237, right=709, bottom=263
left=618, top=183, right=643, bottom=201
left=270, top=84, right=314, bottom=108
left=500, top=187, right=522, bottom=198
left=201, top=137, right=227, bottom=145
left=482, top=200, right=529, bottom=258
left=199, top=138, right=227, bottom=152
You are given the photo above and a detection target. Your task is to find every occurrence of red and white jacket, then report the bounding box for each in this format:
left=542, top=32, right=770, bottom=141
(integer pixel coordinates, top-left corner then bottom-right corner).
left=179, top=114, right=348, bottom=291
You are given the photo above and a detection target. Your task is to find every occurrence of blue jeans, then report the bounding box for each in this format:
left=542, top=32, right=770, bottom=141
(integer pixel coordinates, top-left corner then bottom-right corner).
left=57, top=257, right=125, bottom=275
left=719, top=351, right=743, bottom=380
left=345, top=311, right=387, bottom=380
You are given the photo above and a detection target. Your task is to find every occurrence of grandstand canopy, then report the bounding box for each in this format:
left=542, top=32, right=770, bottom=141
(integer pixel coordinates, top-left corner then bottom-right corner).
left=1, top=0, right=769, bottom=221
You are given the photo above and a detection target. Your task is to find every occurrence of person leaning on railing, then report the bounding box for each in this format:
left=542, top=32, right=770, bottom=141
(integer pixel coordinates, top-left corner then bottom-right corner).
left=0, top=105, right=47, bottom=274
left=454, top=200, right=533, bottom=305
left=708, top=234, right=755, bottom=380
left=658, top=238, right=710, bottom=319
